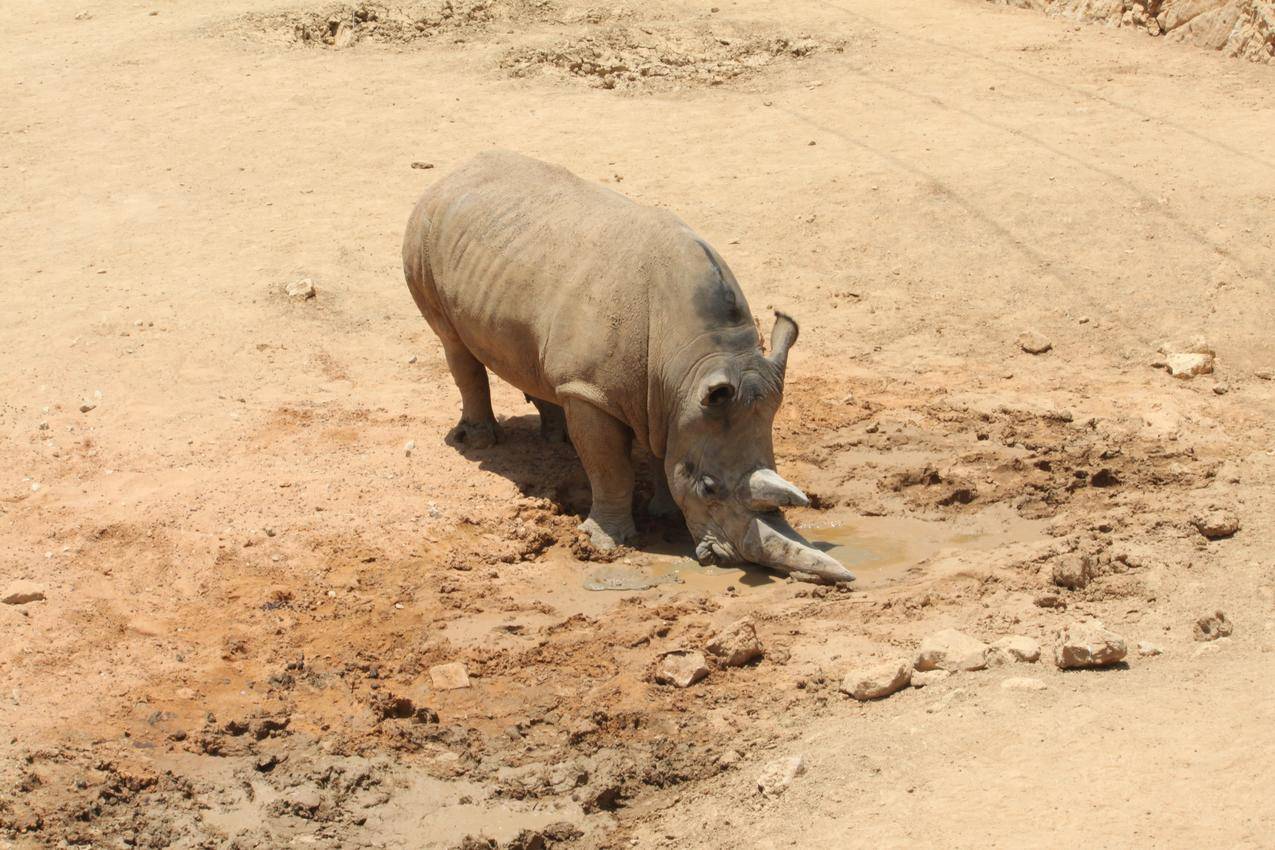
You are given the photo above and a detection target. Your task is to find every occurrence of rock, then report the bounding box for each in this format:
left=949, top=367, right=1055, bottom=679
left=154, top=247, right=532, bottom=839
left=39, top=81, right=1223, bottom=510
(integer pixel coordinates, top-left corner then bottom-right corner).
left=1000, top=676, right=1046, bottom=691
left=429, top=661, right=471, bottom=690
left=79, top=402, right=96, bottom=413
left=1050, top=555, right=1094, bottom=590
left=407, top=354, right=418, bottom=364
left=1193, top=610, right=1232, bottom=642
left=705, top=618, right=764, bottom=667
left=1136, top=640, right=1164, bottom=657
left=655, top=650, right=709, bottom=688
left=988, top=635, right=1041, bottom=665
left=1054, top=621, right=1127, bottom=669
left=915, top=629, right=989, bottom=672
left=840, top=660, right=911, bottom=701
left=411, top=161, right=435, bottom=170
left=910, top=669, right=951, bottom=688
left=285, top=278, right=316, bottom=300
left=1017, top=331, right=1052, bottom=354
left=1192, top=509, right=1239, bottom=540
left=756, top=754, right=804, bottom=797
left=404, top=440, right=416, bottom=457
left=1256, top=369, right=1273, bottom=381
left=2, top=581, right=47, bottom=605
left=1193, top=637, right=1230, bottom=658
left=1165, top=351, right=1213, bottom=379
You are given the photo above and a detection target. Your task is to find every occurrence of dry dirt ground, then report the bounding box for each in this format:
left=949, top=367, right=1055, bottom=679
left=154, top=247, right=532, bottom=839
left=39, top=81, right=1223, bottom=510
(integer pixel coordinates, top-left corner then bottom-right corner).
left=3, top=0, right=1275, bottom=847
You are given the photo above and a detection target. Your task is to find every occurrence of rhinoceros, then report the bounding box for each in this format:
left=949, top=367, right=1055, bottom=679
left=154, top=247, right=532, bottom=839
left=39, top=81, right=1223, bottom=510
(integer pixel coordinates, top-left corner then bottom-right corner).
left=402, top=151, right=853, bottom=583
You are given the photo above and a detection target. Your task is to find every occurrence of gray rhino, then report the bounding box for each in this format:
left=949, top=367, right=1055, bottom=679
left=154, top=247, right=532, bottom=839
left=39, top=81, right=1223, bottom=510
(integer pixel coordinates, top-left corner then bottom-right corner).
left=402, top=151, right=853, bottom=583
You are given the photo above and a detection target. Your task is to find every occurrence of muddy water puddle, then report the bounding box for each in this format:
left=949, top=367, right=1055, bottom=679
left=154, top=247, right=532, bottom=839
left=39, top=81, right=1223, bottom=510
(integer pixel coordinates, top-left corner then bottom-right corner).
left=582, top=505, right=1046, bottom=593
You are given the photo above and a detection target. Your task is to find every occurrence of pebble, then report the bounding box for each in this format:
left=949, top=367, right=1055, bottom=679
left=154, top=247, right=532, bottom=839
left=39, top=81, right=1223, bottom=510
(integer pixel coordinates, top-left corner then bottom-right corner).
left=285, top=278, right=316, bottom=300
left=2, top=581, right=47, bottom=605
left=1017, top=331, right=1052, bottom=354
left=1192, top=509, right=1239, bottom=540
left=915, top=629, right=989, bottom=672
left=1165, top=351, right=1213, bottom=379
left=429, top=661, right=471, bottom=690
left=988, top=635, right=1041, bottom=665
left=1001, top=676, right=1046, bottom=691
left=407, top=355, right=418, bottom=364
left=840, top=659, right=911, bottom=701
left=79, top=402, right=96, bottom=413
left=1136, top=640, right=1164, bottom=657
left=756, top=754, right=804, bottom=797
left=1054, top=621, right=1127, bottom=669
left=655, top=650, right=709, bottom=688
left=705, top=618, right=764, bottom=667
left=1193, top=610, right=1232, bottom=642
left=910, top=669, right=951, bottom=688
left=1192, top=637, right=1230, bottom=658
left=404, top=440, right=416, bottom=457
left=410, top=161, right=435, bottom=170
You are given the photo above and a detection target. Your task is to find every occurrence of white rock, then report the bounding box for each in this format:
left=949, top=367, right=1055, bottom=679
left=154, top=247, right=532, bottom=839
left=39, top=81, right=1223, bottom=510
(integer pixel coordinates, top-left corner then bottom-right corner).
left=1001, top=676, right=1046, bottom=691
left=1054, top=621, right=1127, bottom=669
left=910, top=669, right=951, bottom=688
left=1017, top=331, right=1052, bottom=354
left=988, top=635, right=1041, bottom=665
left=404, top=440, right=416, bottom=457
left=285, top=278, right=316, bottom=300
left=756, top=754, right=804, bottom=797
left=1, top=581, right=47, bottom=605
left=655, top=650, right=709, bottom=688
left=1137, top=641, right=1164, bottom=657
left=429, top=661, right=471, bottom=690
left=915, top=629, right=989, bottom=672
left=1165, top=352, right=1213, bottom=379
left=705, top=618, right=763, bottom=667
left=840, top=660, right=911, bottom=701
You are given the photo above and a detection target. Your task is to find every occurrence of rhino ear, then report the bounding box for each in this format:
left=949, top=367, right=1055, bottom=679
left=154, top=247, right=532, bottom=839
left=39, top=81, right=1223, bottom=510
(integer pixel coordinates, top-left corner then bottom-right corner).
left=699, top=370, right=736, bottom=408
left=767, top=311, right=800, bottom=379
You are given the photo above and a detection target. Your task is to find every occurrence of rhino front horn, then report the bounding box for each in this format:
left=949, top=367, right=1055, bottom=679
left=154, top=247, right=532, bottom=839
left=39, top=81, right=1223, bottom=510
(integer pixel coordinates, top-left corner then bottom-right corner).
left=739, top=514, right=855, bottom=584
left=744, top=468, right=809, bottom=511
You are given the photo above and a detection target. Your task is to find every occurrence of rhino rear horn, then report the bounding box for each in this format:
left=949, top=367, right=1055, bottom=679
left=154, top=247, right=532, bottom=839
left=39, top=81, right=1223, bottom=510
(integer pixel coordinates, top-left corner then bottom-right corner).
left=767, top=311, right=799, bottom=380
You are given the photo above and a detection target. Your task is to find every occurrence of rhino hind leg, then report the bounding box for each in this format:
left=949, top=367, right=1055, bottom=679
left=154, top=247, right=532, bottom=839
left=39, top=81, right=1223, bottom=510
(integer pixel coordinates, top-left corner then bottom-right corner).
left=440, top=339, right=501, bottom=449
left=563, top=398, right=637, bottom=549
left=525, top=394, right=569, bottom=444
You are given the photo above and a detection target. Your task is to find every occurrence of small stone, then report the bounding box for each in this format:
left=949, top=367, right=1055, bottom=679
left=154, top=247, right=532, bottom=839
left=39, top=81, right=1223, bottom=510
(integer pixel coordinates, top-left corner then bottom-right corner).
left=1193, top=638, right=1230, bottom=658
left=915, top=629, right=988, bottom=672
left=407, top=355, right=418, bottom=364
left=404, top=440, right=416, bottom=457
left=1212, top=383, right=1229, bottom=395
left=756, top=754, right=804, bottom=797
left=705, top=618, right=763, bottom=667
left=1255, top=369, right=1273, bottom=381
left=1193, top=610, right=1232, bottom=642
left=717, top=749, right=740, bottom=769
left=1050, top=555, right=1094, bottom=590
left=1001, top=676, right=1046, bottom=691
left=655, top=650, right=709, bottom=688
left=79, top=402, right=96, bottom=413
left=429, top=661, right=471, bottom=690
left=1034, top=594, right=1065, bottom=609
left=410, top=161, right=435, bottom=170
left=1136, top=641, right=1163, bottom=657
left=1192, top=509, right=1239, bottom=540
left=1017, top=331, right=1052, bottom=354
left=1054, top=621, right=1127, bottom=669
left=910, top=669, right=951, bottom=688
left=840, top=660, right=911, bottom=701
left=2, top=581, right=47, bottom=605
left=285, top=278, right=316, bottom=300
left=1165, top=351, right=1213, bottom=379
left=988, top=635, right=1041, bottom=665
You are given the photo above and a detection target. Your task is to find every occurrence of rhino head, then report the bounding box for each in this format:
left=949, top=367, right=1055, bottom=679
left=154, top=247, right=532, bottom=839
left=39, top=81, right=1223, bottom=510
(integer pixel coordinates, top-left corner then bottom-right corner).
left=662, top=312, right=855, bottom=584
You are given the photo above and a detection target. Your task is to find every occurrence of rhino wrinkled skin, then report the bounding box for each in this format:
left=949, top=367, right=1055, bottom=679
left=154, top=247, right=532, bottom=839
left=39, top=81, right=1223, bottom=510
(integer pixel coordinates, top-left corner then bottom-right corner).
left=402, top=151, right=852, bottom=583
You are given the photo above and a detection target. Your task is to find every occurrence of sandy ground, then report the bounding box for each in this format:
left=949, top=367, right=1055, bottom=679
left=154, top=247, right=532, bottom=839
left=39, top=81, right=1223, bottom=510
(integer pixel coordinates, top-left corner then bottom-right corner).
left=3, top=0, right=1275, bottom=847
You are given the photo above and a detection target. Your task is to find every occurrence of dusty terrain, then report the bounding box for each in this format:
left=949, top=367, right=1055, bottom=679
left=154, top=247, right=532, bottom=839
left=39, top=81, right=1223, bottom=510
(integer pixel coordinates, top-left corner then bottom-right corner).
left=3, top=0, right=1275, bottom=847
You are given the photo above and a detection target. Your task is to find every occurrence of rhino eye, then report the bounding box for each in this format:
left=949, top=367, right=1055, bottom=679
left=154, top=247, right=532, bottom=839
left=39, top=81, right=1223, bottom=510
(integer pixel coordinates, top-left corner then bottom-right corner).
left=698, top=474, right=723, bottom=500
left=704, top=384, right=735, bottom=406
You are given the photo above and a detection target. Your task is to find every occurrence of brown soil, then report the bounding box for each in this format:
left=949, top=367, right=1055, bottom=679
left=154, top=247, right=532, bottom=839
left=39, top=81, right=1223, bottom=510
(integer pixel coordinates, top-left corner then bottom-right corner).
left=3, top=0, right=1274, bottom=848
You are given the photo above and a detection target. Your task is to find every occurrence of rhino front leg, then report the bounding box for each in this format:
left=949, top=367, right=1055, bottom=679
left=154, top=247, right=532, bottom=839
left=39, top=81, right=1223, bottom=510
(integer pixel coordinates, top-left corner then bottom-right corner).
left=440, top=338, right=501, bottom=449
left=563, top=398, right=637, bottom=549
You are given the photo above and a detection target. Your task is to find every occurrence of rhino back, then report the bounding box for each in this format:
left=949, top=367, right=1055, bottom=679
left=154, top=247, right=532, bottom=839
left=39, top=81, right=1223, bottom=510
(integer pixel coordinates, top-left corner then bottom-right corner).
left=416, top=151, right=755, bottom=447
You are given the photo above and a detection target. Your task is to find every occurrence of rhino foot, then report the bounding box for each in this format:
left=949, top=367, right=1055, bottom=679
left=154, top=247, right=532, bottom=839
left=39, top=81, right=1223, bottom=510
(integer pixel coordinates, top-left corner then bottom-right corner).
left=580, top=515, right=636, bottom=550
left=446, top=418, right=502, bottom=449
